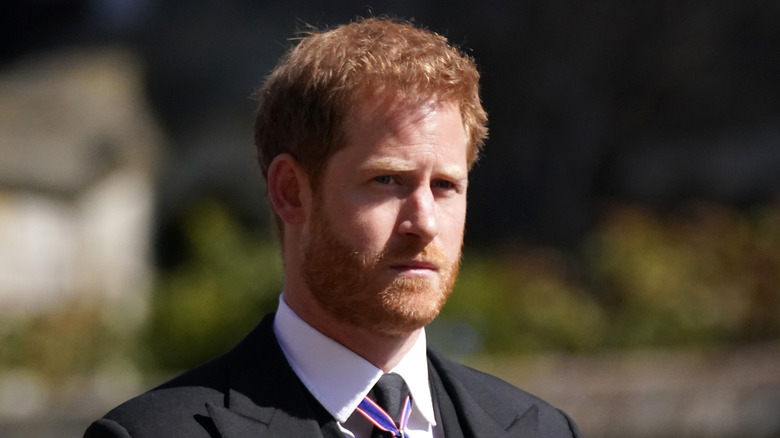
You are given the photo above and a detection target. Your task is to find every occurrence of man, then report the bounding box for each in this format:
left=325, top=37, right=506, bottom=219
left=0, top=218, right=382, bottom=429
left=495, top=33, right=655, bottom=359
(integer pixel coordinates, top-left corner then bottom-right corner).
left=85, top=18, right=582, bottom=438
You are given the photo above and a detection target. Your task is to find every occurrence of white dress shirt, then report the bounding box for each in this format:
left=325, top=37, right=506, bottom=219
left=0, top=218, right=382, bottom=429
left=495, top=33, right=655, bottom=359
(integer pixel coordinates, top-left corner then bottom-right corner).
left=273, top=294, right=438, bottom=437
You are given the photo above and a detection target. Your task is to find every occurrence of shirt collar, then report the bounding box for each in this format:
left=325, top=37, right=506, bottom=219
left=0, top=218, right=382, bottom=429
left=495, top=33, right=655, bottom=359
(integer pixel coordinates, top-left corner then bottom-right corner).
left=273, top=294, right=436, bottom=425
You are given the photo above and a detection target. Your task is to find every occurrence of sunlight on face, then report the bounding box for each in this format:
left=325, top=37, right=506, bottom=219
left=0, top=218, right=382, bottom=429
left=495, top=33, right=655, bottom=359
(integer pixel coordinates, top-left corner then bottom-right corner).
left=302, top=96, right=468, bottom=336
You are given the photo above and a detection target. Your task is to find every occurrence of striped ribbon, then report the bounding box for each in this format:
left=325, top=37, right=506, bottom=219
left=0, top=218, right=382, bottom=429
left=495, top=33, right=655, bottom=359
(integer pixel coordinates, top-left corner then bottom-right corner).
left=355, top=394, right=412, bottom=437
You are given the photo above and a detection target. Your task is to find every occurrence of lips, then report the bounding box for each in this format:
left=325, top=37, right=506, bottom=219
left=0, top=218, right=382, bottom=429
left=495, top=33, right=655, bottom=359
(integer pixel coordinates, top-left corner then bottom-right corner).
left=389, top=259, right=440, bottom=272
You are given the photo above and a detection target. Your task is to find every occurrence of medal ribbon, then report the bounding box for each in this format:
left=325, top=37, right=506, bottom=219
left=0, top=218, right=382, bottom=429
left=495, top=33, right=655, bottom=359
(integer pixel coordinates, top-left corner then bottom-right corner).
left=355, top=394, right=412, bottom=437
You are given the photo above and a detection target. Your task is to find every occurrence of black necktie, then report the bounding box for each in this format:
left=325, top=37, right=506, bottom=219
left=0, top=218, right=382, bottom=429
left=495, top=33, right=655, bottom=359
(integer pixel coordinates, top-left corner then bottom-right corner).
left=365, top=373, right=411, bottom=438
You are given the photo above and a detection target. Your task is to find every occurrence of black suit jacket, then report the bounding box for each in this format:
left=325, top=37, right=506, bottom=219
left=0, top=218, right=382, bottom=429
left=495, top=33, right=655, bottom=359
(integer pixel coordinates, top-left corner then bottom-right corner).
left=85, top=314, right=581, bottom=437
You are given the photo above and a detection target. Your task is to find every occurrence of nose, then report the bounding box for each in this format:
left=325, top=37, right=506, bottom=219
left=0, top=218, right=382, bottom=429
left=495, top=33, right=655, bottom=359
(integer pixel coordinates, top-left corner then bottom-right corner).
left=397, top=186, right=439, bottom=243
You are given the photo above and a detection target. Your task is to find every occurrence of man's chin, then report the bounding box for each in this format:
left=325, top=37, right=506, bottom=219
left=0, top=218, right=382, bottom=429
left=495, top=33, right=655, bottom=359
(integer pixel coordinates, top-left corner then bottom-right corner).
left=366, top=311, right=437, bottom=339
left=373, top=285, right=448, bottom=335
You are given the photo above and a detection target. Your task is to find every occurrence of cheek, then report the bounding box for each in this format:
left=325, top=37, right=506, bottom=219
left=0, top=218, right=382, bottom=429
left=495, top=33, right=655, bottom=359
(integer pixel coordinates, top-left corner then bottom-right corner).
left=351, top=205, right=400, bottom=246
left=440, top=203, right=467, bottom=248
left=327, top=196, right=400, bottom=250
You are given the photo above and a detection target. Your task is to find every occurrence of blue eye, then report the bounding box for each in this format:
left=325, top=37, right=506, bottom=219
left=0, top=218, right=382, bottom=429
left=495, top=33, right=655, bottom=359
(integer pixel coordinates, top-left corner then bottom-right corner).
left=374, top=175, right=394, bottom=185
left=432, top=180, right=455, bottom=190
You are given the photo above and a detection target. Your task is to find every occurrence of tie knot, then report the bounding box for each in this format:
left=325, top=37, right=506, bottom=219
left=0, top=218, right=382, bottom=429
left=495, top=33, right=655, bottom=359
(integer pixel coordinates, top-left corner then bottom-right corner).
left=371, top=373, right=409, bottom=421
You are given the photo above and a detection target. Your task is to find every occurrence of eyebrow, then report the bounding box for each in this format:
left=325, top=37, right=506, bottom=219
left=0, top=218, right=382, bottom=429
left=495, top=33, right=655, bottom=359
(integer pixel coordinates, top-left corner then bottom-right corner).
left=362, top=156, right=416, bottom=172
left=361, top=156, right=468, bottom=181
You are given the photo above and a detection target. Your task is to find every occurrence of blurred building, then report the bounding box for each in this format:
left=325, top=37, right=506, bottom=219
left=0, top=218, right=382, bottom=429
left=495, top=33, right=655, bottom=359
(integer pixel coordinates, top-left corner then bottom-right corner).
left=0, top=47, right=161, bottom=318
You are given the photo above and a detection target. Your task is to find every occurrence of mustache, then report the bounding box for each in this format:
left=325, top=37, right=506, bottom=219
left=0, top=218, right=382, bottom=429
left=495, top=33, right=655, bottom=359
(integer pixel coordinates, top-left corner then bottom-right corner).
left=371, top=241, right=451, bottom=269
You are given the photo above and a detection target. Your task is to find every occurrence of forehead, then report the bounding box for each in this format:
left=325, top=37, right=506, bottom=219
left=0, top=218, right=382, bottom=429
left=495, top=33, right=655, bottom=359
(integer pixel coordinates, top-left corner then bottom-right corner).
left=341, top=92, right=466, bottom=154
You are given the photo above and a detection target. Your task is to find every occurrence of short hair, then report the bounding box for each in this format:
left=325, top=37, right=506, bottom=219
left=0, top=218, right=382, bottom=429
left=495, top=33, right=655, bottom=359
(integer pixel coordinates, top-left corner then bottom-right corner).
left=253, top=17, right=488, bottom=187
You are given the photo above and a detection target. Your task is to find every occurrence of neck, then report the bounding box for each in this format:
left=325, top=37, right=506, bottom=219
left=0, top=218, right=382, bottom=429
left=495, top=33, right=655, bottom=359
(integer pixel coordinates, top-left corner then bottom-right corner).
left=283, top=287, right=421, bottom=372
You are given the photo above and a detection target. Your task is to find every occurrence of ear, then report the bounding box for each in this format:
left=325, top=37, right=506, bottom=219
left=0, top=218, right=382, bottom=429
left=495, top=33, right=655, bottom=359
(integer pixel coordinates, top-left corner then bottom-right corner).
left=267, top=153, right=311, bottom=225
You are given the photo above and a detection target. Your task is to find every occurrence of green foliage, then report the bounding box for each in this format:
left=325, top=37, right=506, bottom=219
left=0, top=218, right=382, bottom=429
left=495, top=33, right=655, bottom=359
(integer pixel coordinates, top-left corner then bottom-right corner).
left=144, top=200, right=282, bottom=371
left=0, top=304, right=130, bottom=385
left=433, top=249, right=606, bottom=356
left=584, top=203, right=780, bottom=348
left=435, top=202, right=780, bottom=355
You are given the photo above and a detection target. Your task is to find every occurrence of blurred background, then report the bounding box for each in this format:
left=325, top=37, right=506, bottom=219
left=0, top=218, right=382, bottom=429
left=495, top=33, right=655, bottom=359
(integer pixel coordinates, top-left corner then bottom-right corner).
left=2, top=1, right=780, bottom=437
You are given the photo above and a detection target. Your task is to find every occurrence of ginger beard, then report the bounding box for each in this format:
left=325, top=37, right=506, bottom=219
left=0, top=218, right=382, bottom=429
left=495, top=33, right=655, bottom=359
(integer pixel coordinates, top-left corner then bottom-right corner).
left=302, top=195, right=461, bottom=338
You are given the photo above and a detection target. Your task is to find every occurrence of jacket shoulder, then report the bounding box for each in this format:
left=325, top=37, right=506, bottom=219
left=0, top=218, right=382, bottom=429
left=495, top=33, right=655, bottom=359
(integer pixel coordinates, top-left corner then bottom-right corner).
left=85, top=315, right=282, bottom=438
left=86, top=356, right=229, bottom=438
left=428, top=348, right=582, bottom=437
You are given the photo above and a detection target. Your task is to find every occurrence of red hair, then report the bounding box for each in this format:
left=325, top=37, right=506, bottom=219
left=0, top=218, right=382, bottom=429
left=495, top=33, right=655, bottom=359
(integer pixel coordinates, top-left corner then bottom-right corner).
left=254, top=17, right=487, bottom=186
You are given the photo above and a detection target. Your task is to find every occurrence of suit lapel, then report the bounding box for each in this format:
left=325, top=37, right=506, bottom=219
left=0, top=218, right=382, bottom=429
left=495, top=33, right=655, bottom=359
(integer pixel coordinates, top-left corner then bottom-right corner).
left=429, top=362, right=466, bottom=438
left=205, top=314, right=540, bottom=437
left=206, top=402, right=323, bottom=438
left=207, top=314, right=325, bottom=438
left=428, top=348, right=538, bottom=437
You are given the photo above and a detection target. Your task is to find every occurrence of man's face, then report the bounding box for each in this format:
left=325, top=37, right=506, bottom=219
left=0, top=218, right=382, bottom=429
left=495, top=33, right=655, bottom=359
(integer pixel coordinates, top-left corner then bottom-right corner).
left=301, top=96, right=469, bottom=337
